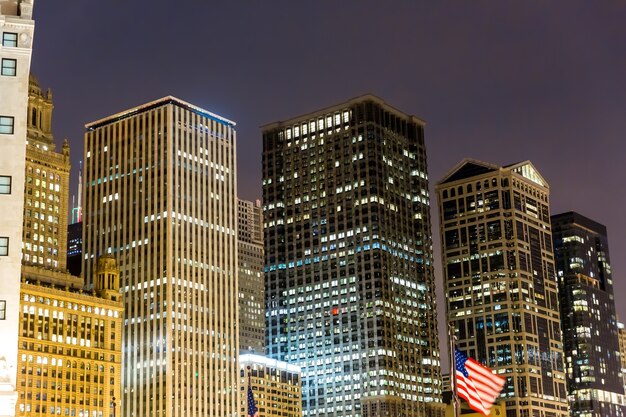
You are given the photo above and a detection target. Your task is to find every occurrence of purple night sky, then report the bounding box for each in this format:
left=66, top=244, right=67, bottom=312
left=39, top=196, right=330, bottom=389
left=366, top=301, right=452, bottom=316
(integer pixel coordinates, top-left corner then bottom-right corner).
left=31, top=2, right=626, bottom=347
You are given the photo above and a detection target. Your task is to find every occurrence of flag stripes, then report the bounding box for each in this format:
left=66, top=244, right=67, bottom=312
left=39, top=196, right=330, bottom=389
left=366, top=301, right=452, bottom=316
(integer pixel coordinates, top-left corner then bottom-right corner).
left=454, top=348, right=505, bottom=416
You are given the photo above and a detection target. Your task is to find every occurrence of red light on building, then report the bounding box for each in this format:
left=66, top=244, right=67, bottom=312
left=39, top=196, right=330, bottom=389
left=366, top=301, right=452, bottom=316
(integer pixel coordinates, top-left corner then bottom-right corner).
left=331, top=307, right=339, bottom=316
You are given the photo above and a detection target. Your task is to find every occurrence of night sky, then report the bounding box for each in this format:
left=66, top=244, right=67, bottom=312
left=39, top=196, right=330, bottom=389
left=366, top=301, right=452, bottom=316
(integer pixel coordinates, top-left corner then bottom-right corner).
left=31, top=2, right=626, bottom=349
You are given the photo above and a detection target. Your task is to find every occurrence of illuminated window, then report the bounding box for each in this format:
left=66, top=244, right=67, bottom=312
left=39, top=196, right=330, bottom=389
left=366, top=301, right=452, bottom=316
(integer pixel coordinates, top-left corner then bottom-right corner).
left=0, top=116, right=14, bottom=134
left=1, top=58, right=16, bottom=76
left=2, top=32, right=17, bottom=47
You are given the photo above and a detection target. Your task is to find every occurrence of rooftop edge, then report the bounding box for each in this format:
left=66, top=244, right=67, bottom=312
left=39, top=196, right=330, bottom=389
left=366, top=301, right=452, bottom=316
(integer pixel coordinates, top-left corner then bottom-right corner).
left=85, top=96, right=236, bottom=130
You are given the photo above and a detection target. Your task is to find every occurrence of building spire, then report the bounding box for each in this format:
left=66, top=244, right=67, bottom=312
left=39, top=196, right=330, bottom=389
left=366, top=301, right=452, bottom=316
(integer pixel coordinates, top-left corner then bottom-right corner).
left=71, top=161, right=83, bottom=224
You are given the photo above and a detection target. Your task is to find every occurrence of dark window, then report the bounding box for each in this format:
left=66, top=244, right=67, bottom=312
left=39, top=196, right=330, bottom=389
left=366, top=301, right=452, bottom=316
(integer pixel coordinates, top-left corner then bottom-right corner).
left=1, top=58, right=16, bottom=76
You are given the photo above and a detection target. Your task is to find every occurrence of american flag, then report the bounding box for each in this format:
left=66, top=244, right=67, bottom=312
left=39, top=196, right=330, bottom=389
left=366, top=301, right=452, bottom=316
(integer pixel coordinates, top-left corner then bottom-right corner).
left=454, top=348, right=505, bottom=416
left=247, top=383, right=259, bottom=417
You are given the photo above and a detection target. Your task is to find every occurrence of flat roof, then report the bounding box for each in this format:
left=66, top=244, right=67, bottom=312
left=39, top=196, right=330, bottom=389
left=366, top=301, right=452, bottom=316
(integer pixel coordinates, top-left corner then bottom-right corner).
left=239, top=353, right=301, bottom=373
left=261, top=93, right=426, bottom=130
left=85, top=96, right=236, bottom=130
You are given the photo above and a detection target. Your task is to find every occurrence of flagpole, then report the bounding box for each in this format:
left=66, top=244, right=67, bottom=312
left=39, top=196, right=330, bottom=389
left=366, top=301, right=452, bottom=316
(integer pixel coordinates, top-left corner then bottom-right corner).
left=449, top=323, right=460, bottom=417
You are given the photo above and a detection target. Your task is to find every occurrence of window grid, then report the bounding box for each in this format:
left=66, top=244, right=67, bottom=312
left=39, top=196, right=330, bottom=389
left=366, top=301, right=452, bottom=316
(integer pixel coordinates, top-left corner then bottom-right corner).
left=1, top=58, right=16, bottom=76
left=0, top=236, right=8, bottom=256
left=0, top=176, right=10, bottom=194
left=0, top=116, right=14, bottom=134
left=2, top=32, right=18, bottom=47
left=0, top=300, right=5, bottom=320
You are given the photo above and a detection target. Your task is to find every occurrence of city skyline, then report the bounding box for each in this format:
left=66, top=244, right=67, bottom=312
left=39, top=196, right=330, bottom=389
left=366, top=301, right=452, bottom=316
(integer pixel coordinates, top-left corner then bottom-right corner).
left=28, top=2, right=626, bottom=330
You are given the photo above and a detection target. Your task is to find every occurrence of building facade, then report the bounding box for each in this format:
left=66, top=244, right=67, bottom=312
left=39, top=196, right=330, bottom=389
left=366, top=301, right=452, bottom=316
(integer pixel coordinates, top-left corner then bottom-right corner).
left=238, top=199, right=265, bottom=354
left=22, top=74, right=71, bottom=271
left=16, top=256, right=123, bottom=417
left=66, top=222, right=82, bottom=277
left=443, top=402, right=505, bottom=417
left=68, top=164, right=83, bottom=277
left=436, top=159, right=568, bottom=417
left=262, top=95, right=444, bottom=417
left=0, top=2, right=35, bottom=414
left=619, top=322, right=626, bottom=398
left=83, top=97, right=239, bottom=417
left=552, top=212, right=624, bottom=416
left=240, top=354, right=301, bottom=417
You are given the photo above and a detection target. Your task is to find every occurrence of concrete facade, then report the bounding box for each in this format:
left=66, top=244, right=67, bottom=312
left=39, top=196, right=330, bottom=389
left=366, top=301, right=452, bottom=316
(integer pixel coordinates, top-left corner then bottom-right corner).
left=240, top=354, right=301, bottom=417
left=83, top=97, right=239, bottom=417
left=0, top=2, right=35, bottom=415
left=22, top=75, right=71, bottom=271
left=238, top=199, right=265, bottom=354
left=16, top=256, right=123, bottom=417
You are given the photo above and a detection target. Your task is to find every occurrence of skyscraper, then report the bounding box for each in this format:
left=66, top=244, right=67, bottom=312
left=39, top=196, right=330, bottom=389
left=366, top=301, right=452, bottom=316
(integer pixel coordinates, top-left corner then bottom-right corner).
left=0, top=2, right=35, bottom=414
left=22, top=74, right=71, bottom=271
left=83, top=97, right=239, bottom=417
left=436, top=159, right=568, bottom=417
left=66, top=222, right=82, bottom=277
left=552, top=212, right=625, bottom=416
left=618, top=322, right=626, bottom=397
left=67, top=164, right=83, bottom=277
left=262, top=95, right=443, bottom=417
left=238, top=199, right=265, bottom=354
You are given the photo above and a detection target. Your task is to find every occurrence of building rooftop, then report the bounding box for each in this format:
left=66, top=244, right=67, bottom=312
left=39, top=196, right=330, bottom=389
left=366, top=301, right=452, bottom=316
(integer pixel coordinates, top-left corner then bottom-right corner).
left=85, top=96, right=236, bottom=130
left=260, top=93, right=426, bottom=130
left=438, top=158, right=548, bottom=188
left=239, top=354, right=301, bottom=373
left=551, top=211, right=608, bottom=235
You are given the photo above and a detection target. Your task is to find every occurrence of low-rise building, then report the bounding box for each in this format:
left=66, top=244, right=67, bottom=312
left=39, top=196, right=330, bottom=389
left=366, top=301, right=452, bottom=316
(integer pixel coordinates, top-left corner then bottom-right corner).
left=240, top=354, right=301, bottom=417
left=16, top=256, right=123, bottom=417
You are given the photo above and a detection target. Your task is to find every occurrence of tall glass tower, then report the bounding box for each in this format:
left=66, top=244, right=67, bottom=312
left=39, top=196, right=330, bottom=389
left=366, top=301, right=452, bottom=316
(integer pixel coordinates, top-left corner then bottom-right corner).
left=436, top=159, right=568, bottom=417
left=83, top=97, right=239, bottom=417
left=552, top=212, right=625, bottom=416
left=262, top=95, right=443, bottom=417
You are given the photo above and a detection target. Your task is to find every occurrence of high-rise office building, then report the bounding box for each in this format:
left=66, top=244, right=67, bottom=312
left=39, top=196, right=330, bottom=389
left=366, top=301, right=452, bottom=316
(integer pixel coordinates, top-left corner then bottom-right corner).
left=70, top=162, right=82, bottom=224
left=238, top=199, right=265, bottom=354
left=16, top=255, right=123, bottom=417
left=262, top=95, right=443, bottom=417
left=436, top=159, right=568, bottom=417
left=239, top=354, right=301, bottom=417
left=552, top=212, right=625, bottom=416
left=83, top=97, right=239, bottom=417
left=67, top=164, right=83, bottom=277
left=0, top=2, right=35, bottom=414
left=619, top=322, right=626, bottom=397
left=66, top=222, right=82, bottom=277
left=22, top=74, right=71, bottom=271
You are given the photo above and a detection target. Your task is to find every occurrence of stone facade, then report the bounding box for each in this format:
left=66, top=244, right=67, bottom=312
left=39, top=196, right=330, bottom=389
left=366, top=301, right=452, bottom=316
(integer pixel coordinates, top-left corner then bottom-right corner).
left=16, top=256, right=123, bottom=417
left=22, top=75, right=70, bottom=271
left=0, top=3, right=35, bottom=415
